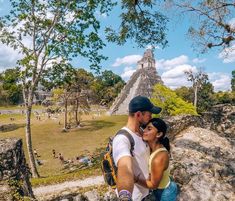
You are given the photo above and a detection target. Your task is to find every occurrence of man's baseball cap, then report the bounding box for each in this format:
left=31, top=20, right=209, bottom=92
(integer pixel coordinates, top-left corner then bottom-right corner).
left=129, top=96, right=162, bottom=114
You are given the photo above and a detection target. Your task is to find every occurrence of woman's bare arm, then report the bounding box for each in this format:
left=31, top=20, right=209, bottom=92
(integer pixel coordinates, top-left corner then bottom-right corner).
left=137, top=152, right=169, bottom=189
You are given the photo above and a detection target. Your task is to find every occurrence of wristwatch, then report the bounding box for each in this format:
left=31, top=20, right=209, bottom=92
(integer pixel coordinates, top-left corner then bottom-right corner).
left=119, top=194, right=133, bottom=201
left=118, top=190, right=133, bottom=201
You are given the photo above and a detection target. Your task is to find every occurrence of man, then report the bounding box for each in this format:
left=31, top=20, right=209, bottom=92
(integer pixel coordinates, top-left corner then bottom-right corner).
left=113, top=96, right=162, bottom=201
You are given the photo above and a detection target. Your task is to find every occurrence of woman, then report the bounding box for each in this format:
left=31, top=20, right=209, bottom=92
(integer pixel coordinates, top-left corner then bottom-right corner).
left=136, top=118, right=178, bottom=201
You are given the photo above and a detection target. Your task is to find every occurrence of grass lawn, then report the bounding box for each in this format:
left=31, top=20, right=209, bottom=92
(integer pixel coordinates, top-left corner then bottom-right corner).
left=0, top=112, right=127, bottom=186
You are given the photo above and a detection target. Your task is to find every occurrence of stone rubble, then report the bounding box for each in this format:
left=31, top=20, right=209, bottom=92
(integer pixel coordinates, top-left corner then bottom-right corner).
left=171, top=126, right=235, bottom=201
left=0, top=138, right=34, bottom=200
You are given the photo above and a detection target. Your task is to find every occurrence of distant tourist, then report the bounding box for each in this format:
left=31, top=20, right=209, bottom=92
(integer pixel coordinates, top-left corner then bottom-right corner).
left=33, top=149, right=40, bottom=157
left=52, top=149, right=56, bottom=158
left=58, top=153, right=64, bottom=163
left=36, top=158, right=43, bottom=166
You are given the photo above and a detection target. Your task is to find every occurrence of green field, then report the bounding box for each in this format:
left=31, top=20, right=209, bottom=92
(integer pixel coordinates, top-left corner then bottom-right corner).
left=0, top=111, right=127, bottom=186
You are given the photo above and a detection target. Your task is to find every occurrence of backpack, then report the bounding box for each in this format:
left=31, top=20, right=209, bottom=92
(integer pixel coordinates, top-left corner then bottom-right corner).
left=101, top=129, right=135, bottom=189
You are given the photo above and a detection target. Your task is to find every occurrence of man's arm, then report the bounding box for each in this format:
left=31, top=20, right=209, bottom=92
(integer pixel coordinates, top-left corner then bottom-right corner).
left=117, top=156, right=134, bottom=193
left=113, top=135, right=134, bottom=200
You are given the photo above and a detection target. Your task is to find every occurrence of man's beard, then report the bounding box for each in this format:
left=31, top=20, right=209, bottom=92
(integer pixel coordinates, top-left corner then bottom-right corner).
left=140, top=122, right=147, bottom=129
left=139, top=123, right=147, bottom=136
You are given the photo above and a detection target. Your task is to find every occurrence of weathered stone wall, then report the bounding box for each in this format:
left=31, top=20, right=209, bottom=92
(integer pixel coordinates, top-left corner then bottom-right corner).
left=202, top=104, right=235, bottom=137
left=171, top=126, right=235, bottom=201
left=164, top=115, right=204, bottom=140
left=0, top=138, right=34, bottom=200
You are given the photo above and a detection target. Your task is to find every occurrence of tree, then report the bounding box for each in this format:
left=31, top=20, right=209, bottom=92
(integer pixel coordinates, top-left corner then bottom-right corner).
left=0, top=68, right=23, bottom=105
left=48, top=63, right=78, bottom=130
left=52, top=87, right=72, bottom=130
left=0, top=0, right=114, bottom=178
left=232, top=70, right=235, bottom=92
left=0, top=84, right=8, bottom=105
left=213, top=91, right=235, bottom=105
left=173, top=0, right=235, bottom=52
left=105, top=0, right=168, bottom=48
left=151, top=84, right=197, bottom=116
left=174, top=86, right=193, bottom=103
left=45, top=66, right=93, bottom=128
left=175, top=82, right=214, bottom=113
left=196, top=81, right=214, bottom=113
left=91, top=70, right=125, bottom=106
left=72, top=69, right=94, bottom=126
left=184, top=68, right=208, bottom=109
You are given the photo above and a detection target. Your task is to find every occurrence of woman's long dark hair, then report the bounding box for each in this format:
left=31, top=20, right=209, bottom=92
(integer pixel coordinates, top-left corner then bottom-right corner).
left=149, top=118, right=170, bottom=152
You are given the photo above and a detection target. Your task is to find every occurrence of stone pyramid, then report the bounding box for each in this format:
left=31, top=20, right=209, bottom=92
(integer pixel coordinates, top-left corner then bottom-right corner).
left=109, top=49, right=163, bottom=115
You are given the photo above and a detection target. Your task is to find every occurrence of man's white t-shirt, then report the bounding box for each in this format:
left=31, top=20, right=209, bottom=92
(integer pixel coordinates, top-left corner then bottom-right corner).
left=113, top=127, right=150, bottom=201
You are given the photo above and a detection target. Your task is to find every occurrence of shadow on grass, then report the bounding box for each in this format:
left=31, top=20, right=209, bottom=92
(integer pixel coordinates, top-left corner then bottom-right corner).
left=0, top=123, right=25, bottom=132
left=80, top=120, right=115, bottom=131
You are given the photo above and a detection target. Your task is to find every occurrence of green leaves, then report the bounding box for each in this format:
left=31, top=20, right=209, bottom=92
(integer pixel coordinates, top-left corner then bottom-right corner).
left=18, top=13, right=28, bottom=20
left=106, top=0, right=168, bottom=48
left=90, top=70, right=125, bottom=106
left=0, top=67, right=23, bottom=105
left=0, top=0, right=116, bottom=78
left=177, top=0, right=235, bottom=52
left=151, top=84, right=197, bottom=116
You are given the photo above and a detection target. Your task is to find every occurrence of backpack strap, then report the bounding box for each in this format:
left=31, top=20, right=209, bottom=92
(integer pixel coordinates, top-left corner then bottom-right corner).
left=115, top=129, right=135, bottom=157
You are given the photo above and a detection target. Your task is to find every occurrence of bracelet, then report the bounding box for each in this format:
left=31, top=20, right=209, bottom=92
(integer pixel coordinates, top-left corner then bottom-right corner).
left=118, top=195, right=132, bottom=201
left=119, top=190, right=132, bottom=201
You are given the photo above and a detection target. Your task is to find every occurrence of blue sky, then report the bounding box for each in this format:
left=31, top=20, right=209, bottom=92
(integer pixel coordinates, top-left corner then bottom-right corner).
left=0, top=0, right=234, bottom=92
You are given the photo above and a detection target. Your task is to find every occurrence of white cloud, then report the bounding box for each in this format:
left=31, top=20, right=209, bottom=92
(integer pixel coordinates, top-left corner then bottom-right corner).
left=156, top=55, right=189, bottom=70
left=145, top=45, right=160, bottom=50
left=0, top=44, right=22, bottom=70
left=192, top=58, right=206, bottom=63
left=112, top=55, right=142, bottom=67
left=121, top=66, right=136, bottom=80
left=116, top=53, right=231, bottom=92
left=0, top=41, right=62, bottom=72
left=0, top=20, right=34, bottom=70
left=208, top=72, right=231, bottom=92
left=228, top=18, right=235, bottom=29
left=161, top=64, right=197, bottom=89
left=218, top=44, right=235, bottom=63
left=95, top=11, right=107, bottom=19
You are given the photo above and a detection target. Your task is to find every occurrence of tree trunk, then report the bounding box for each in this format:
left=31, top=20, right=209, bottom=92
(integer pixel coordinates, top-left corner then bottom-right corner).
left=64, top=98, right=68, bottom=129
left=75, top=99, right=80, bottom=126
left=194, top=85, right=198, bottom=108
left=25, top=99, right=40, bottom=178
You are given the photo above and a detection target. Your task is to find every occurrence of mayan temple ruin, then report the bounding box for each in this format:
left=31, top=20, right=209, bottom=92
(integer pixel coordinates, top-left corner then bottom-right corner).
left=109, top=49, right=163, bottom=115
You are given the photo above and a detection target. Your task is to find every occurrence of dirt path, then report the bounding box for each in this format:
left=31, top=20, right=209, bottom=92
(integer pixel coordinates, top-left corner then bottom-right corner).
left=33, top=175, right=104, bottom=197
